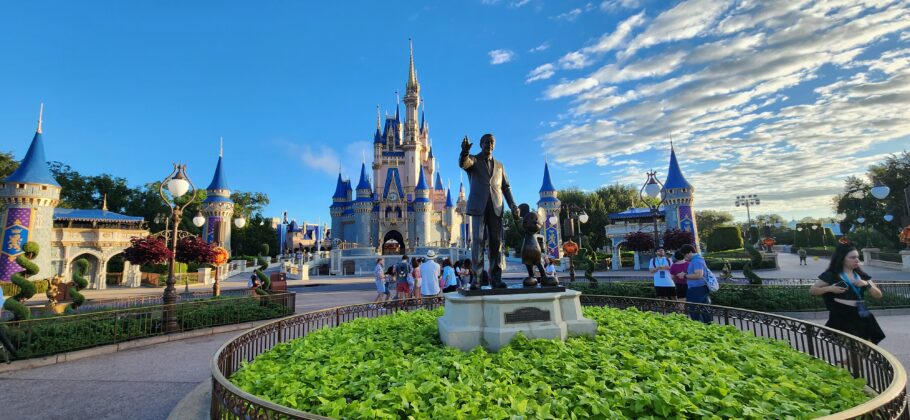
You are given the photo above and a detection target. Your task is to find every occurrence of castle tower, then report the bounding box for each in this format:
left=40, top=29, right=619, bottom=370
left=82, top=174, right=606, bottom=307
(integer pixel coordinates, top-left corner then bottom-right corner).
left=201, top=140, right=234, bottom=251
left=661, top=145, right=700, bottom=251
left=401, top=40, right=422, bottom=196
left=537, top=162, right=562, bottom=259
left=413, top=167, right=432, bottom=247
left=329, top=173, right=348, bottom=244
left=456, top=182, right=468, bottom=248
left=0, top=105, right=61, bottom=281
left=444, top=187, right=455, bottom=247
left=353, top=163, right=373, bottom=245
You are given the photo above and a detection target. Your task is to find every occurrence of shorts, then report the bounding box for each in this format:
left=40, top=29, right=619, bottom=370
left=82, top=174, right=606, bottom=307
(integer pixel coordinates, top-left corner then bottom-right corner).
left=397, top=282, right=411, bottom=293
left=384, top=282, right=395, bottom=295
left=375, top=278, right=387, bottom=294
left=674, top=283, right=688, bottom=299
left=655, top=286, right=676, bottom=298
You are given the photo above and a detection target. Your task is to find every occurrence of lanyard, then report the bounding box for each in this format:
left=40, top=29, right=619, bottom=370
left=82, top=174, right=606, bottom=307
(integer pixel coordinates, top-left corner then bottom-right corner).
left=839, top=272, right=864, bottom=299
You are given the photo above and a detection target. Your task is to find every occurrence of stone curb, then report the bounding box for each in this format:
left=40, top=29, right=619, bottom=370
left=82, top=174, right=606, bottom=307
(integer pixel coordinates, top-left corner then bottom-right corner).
left=0, top=321, right=261, bottom=375
left=168, top=380, right=211, bottom=420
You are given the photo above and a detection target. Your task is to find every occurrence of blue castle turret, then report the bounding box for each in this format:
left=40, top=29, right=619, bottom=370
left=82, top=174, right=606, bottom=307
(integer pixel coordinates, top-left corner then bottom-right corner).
left=353, top=163, right=373, bottom=245
left=413, top=167, right=431, bottom=247
left=0, top=105, right=62, bottom=281
left=661, top=145, right=700, bottom=251
left=537, top=162, right=562, bottom=259
left=201, top=139, right=234, bottom=251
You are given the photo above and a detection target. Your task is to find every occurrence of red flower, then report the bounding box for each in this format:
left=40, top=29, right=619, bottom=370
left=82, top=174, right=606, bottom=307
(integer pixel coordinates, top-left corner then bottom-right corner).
left=124, top=236, right=173, bottom=266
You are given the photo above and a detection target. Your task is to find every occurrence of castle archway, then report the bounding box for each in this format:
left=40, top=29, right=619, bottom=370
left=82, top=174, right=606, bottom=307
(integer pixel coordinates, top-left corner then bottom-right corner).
left=382, top=230, right=405, bottom=255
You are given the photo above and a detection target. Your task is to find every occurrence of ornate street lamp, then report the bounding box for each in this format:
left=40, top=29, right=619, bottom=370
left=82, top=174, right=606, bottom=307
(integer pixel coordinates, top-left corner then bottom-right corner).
left=159, top=163, right=198, bottom=332
left=871, top=179, right=890, bottom=200
left=193, top=212, right=206, bottom=228
left=639, top=170, right=665, bottom=253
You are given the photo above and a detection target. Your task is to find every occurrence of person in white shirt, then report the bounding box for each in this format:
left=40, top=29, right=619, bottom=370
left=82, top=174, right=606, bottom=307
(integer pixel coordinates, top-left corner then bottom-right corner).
left=544, top=258, right=557, bottom=282
left=419, top=250, right=442, bottom=297
left=649, top=247, right=675, bottom=300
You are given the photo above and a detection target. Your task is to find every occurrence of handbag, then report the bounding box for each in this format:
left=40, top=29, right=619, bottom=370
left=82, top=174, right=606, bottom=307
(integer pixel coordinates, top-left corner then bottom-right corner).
left=840, top=272, right=870, bottom=318
left=705, top=268, right=720, bottom=292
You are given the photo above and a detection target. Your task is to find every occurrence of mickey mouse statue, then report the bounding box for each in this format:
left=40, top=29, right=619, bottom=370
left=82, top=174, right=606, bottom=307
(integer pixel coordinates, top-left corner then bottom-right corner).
left=518, top=203, right=558, bottom=287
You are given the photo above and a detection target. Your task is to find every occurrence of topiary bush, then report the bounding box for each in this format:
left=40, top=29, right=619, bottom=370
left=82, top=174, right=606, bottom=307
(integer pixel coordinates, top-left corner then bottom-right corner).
left=706, top=226, right=744, bottom=252
left=254, top=256, right=270, bottom=295
left=69, top=258, right=90, bottom=310
left=3, top=242, right=41, bottom=320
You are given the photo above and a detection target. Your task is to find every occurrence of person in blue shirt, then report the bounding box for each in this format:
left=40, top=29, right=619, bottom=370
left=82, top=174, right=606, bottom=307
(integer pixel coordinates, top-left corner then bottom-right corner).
left=680, top=244, right=712, bottom=324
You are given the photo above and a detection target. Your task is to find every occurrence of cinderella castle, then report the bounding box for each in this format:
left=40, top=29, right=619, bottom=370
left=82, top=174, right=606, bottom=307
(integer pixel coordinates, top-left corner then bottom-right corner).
left=329, top=42, right=468, bottom=259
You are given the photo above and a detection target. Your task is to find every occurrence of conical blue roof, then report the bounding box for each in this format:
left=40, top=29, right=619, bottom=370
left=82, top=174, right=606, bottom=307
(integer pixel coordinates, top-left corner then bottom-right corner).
left=420, top=109, right=426, bottom=131
left=332, top=173, right=346, bottom=199
left=445, top=188, right=453, bottom=208
left=427, top=147, right=433, bottom=159
left=434, top=172, right=444, bottom=191
left=5, top=131, right=59, bottom=187
left=415, top=167, right=429, bottom=191
left=206, top=156, right=229, bottom=191
left=356, top=163, right=371, bottom=191
left=539, top=163, right=555, bottom=193
left=663, top=147, right=692, bottom=189
left=373, top=127, right=383, bottom=144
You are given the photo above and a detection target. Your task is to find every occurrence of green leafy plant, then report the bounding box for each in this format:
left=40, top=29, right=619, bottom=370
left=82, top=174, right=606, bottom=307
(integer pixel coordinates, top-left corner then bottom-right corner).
left=69, top=258, right=90, bottom=309
left=254, top=256, right=270, bottom=295
left=231, top=307, right=868, bottom=419
left=3, top=242, right=41, bottom=320
left=706, top=226, right=744, bottom=252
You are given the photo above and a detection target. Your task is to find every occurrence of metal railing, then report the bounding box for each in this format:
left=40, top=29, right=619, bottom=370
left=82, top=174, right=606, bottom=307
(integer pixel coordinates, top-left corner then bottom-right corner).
left=75, top=289, right=255, bottom=312
left=210, top=296, right=907, bottom=419
left=567, top=281, right=910, bottom=312
left=4, top=292, right=295, bottom=360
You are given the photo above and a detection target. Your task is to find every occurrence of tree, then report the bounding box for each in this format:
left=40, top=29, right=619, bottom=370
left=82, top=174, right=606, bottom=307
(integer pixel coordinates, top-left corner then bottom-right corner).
left=124, top=237, right=173, bottom=266
left=662, top=229, right=694, bottom=251
left=695, top=210, right=733, bottom=240
left=176, top=236, right=217, bottom=264
left=502, top=210, right=522, bottom=253
left=233, top=213, right=278, bottom=257
left=834, top=152, right=910, bottom=250
left=754, top=213, right=784, bottom=226
left=624, top=231, right=654, bottom=252
left=0, top=151, right=18, bottom=179
left=706, top=226, right=744, bottom=251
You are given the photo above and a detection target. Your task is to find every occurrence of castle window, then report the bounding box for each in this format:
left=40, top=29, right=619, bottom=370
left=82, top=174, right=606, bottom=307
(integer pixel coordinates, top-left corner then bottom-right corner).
left=41, top=186, right=48, bottom=190
left=17, top=183, right=25, bottom=189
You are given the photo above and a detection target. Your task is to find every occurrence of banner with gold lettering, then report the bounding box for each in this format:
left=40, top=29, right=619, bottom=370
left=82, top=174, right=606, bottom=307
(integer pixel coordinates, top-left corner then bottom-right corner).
left=1, top=208, right=33, bottom=282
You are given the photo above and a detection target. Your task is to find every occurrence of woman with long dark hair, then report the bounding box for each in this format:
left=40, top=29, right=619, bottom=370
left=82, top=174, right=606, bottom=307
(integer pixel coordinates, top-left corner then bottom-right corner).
left=809, top=243, right=885, bottom=344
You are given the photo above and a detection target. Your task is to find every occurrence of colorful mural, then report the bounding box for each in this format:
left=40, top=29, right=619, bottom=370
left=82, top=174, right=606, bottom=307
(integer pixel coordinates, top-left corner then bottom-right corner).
left=0, top=208, right=33, bottom=282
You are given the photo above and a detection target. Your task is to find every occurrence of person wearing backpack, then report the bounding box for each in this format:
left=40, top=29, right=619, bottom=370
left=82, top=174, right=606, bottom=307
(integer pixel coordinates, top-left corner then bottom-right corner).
left=394, top=255, right=411, bottom=300
left=649, top=247, right=675, bottom=300
left=680, top=244, right=712, bottom=324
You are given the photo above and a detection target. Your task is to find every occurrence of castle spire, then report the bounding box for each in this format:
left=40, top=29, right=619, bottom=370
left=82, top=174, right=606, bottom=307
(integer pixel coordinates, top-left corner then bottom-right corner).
left=539, top=162, right=556, bottom=193
left=37, top=102, right=43, bottom=134
left=206, top=139, right=230, bottom=191
left=407, top=38, right=420, bottom=93
left=102, top=193, right=108, bottom=211
left=219, top=136, right=223, bottom=157
left=664, top=144, right=692, bottom=189
left=376, top=105, right=381, bottom=130
left=4, top=104, right=59, bottom=187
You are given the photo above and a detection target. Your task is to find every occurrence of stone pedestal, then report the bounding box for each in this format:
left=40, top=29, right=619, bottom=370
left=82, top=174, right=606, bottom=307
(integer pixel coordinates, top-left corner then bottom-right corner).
left=198, top=268, right=212, bottom=285
left=299, top=263, right=310, bottom=280
left=437, top=289, right=597, bottom=352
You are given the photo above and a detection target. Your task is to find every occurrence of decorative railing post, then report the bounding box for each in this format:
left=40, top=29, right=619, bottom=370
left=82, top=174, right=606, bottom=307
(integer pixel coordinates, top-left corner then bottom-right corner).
left=805, top=324, right=816, bottom=357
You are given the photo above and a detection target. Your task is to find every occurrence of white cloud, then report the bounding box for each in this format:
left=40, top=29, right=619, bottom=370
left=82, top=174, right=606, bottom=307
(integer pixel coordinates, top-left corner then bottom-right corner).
left=532, top=0, right=910, bottom=216
left=285, top=143, right=341, bottom=177
left=488, top=49, right=516, bottom=65
left=600, top=0, right=639, bottom=12
left=553, top=8, right=584, bottom=22
left=529, top=42, right=550, bottom=53
left=526, top=63, right=556, bottom=82
left=511, top=0, right=531, bottom=7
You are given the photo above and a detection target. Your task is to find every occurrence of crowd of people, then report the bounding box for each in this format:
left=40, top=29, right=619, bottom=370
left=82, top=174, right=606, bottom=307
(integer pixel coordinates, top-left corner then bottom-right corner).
left=373, top=252, right=482, bottom=303
left=648, top=242, right=886, bottom=343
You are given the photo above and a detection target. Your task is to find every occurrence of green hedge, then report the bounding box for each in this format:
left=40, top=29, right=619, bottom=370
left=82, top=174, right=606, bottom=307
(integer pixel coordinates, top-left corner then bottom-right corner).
left=573, top=282, right=910, bottom=312
left=706, top=226, right=743, bottom=252
left=704, top=258, right=776, bottom=270
left=2, top=279, right=50, bottom=297
left=704, top=248, right=747, bottom=258
left=5, top=295, right=294, bottom=360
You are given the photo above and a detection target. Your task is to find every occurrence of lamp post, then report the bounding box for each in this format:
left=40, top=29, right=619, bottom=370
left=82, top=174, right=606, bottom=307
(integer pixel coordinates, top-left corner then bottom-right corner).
left=639, top=170, right=665, bottom=253
left=560, top=205, right=585, bottom=282
left=734, top=194, right=760, bottom=244
left=159, top=163, right=198, bottom=332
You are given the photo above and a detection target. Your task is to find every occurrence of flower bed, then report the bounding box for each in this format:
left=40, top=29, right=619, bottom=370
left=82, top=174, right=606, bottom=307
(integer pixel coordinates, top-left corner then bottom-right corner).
left=230, top=307, right=868, bottom=419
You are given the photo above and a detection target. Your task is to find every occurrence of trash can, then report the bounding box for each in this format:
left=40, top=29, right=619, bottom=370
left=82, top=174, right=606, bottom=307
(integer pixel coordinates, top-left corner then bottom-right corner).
left=269, top=272, right=288, bottom=292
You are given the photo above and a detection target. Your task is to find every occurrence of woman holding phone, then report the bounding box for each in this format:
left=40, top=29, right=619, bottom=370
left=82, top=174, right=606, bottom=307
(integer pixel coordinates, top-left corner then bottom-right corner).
left=809, top=243, right=884, bottom=344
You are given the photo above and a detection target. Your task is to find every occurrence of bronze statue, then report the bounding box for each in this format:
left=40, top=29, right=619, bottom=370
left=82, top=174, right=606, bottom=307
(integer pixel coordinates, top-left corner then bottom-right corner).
left=459, top=134, right=518, bottom=289
left=517, top=203, right=558, bottom=287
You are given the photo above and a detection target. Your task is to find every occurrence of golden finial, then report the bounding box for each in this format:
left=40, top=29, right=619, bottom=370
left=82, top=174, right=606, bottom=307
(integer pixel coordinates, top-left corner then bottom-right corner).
left=102, top=193, right=108, bottom=211
left=37, top=102, right=44, bottom=134
left=376, top=105, right=381, bottom=130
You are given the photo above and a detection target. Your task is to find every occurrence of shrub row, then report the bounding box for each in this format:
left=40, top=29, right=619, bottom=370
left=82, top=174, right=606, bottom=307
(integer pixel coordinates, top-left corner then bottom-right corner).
left=572, top=282, right=910, bottom=312
left=704, top=258, right=776, bottom=270
left=3, top=295, right=293, bottom=360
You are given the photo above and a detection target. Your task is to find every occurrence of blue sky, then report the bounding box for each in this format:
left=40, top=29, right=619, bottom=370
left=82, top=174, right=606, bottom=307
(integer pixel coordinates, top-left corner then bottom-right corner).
left=1, top=0, right=908, bottom=224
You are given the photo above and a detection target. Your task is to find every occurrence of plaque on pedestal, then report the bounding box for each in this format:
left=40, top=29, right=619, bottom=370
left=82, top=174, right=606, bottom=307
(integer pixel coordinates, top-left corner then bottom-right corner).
left=437, top=289, right=597, bottom=352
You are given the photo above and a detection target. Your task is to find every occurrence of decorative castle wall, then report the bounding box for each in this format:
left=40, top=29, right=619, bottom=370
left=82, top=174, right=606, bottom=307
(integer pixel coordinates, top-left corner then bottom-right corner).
left=0, top=182, right=61, bottom=281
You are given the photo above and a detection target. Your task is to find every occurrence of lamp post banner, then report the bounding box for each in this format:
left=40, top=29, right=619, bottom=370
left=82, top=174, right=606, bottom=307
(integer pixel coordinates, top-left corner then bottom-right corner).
left=0, top=208, right=33, bottom=282
left=678, top=206, right=696, bottom=240
left=545, top=220, right=559, bottom=259
left=206, top=216, right=223, bottom=245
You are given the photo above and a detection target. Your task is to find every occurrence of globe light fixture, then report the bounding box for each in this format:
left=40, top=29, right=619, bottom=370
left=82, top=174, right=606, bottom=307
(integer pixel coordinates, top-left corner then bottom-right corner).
left=857, top=216, right=866, bottom=224
left=797, top=227, right=803, bottom=232
left=774, top=222, right=782, bottom=228
left=192, top=212, right=206, bottom=227
left=884, top=214, right=894, bottom=222
left=579, top=212, right=589, bottom=224
left=166, top=166, right=191, bottom=198
left=548, top=215, right=559, bottom=226
left=811, top=225, right=818, bottom=230
left=234, top=216, right=247, bottom=228
left=870, top=181, right=890, bottom=200
left=643, top=176, right=661, bottom=198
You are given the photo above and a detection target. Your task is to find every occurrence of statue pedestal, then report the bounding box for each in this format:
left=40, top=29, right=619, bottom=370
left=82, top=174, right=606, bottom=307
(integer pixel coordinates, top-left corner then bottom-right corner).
left=437, top=289, right=597, bottom=352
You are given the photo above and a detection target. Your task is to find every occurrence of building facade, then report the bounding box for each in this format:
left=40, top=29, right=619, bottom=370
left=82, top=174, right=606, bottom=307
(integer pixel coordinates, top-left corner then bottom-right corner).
left=329, top=43, right=467, bottom=256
